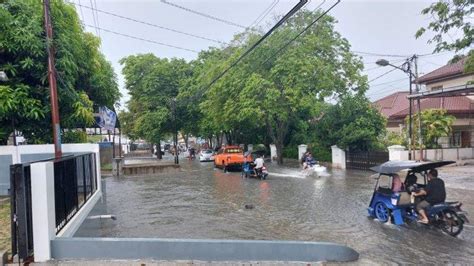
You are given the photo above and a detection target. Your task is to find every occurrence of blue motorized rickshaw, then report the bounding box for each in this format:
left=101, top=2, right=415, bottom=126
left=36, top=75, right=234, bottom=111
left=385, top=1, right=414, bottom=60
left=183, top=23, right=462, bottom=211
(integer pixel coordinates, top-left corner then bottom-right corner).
left=368, top=160, right=469, bottom=237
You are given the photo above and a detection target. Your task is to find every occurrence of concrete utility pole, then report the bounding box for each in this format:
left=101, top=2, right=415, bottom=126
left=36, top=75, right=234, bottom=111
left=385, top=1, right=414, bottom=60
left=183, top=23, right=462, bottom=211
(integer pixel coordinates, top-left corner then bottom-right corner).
left=171, top=98, right=179, bottom=165
left=414, top=55, right=424, bottom=161
left=43, top=0, right=62, bottom=158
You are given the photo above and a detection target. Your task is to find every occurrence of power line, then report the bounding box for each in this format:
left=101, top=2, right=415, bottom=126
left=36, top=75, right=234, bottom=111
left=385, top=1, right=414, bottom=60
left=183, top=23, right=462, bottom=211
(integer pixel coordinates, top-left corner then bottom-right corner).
left=160, top=0, right=247, bottom=29
left=83, top=23, right=199, bottom=53
left=259, top=0, right=340, bottom=66
left=203, top=0, right=309, bottom=90
left=367, top=67, right=398, bottom=83
left=353, top=50, right=410, bottom=58
left=88, top=0, right=99, bottom=37
left=92, top=0, right=101, bottom=38
left=74, top=2, right=227, bottom=45
left=251, top=0, right=280, bottom=28
left=77, top=0, right=85, bottom=25
left=370, top=77, right=407, bottom=87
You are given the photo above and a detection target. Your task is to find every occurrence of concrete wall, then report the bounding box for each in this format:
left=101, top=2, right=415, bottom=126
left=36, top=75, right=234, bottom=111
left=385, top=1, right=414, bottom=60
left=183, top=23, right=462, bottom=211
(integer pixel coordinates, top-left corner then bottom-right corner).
left=51, top=238, right=359, bottom=263
left=0, top=144, right=101, bottom=195
left=331, top=146, right=346, bottom=169
left=388, top=145, right=474, bottom=161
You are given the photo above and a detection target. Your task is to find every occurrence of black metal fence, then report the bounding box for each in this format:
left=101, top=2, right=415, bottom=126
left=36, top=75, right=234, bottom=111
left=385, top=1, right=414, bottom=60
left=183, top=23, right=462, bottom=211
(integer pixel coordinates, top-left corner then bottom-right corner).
left=54, top=153, right=97, bottom=233
left=10, top=163, right=33, bottom=260
left=346, top=150, right=389, bottom=170
left=10, top=152, right=98, bottom=261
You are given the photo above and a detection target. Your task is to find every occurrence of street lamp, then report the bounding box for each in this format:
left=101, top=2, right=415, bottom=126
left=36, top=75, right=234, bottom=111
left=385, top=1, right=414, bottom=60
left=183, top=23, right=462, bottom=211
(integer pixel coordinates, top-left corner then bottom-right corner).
left=376, top=58, right=415, bottom=160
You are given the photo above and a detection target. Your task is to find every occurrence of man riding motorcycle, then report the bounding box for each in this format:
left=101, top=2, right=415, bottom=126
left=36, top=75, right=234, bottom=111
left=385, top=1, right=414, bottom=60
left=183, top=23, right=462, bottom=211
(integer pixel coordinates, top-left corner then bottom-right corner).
left=412, top=169, right=446, bottom=224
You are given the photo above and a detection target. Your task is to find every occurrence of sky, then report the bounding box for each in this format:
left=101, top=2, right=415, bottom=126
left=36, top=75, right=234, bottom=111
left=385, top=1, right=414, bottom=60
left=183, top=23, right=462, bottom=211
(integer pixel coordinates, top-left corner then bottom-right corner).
left=72, top=0, right=464, bottom=109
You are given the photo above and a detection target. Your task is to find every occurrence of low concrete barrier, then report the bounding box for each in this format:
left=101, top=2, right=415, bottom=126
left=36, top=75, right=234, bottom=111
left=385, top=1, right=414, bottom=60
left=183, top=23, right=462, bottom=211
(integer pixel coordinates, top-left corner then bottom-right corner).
left=51, top=238, right=359, bottom=263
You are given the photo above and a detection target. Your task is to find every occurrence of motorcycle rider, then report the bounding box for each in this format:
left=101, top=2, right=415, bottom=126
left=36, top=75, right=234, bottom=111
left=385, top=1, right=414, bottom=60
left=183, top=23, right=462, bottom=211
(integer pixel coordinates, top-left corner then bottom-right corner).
left=413, top=169, right=446, bottom=224
left=254, top=154, right=264, bottom=176
left=304, top=152, right=317, bottom=169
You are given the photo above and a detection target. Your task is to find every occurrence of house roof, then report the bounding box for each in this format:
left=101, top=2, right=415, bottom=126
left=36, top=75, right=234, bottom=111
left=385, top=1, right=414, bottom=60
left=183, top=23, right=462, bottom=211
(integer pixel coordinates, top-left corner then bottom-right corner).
left=415, top=57, right=467, bottom=84
left=391, top=96, right=473, bottom=118
left=373, top=91, right=473, bottom=120
left=373, top=91, right=410, bottom=118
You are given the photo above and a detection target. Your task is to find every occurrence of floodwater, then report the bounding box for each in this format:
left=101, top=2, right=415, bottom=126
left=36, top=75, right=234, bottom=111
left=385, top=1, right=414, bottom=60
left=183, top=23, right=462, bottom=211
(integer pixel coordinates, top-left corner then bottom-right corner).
left=76, top=157, right=474, bottom=264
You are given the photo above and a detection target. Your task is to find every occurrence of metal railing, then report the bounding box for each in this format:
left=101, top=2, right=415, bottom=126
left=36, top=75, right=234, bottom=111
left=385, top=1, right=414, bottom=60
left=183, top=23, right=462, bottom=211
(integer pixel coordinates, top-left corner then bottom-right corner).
left=10, top=163, right=34, bottom=260
left=10, top=152, right=98, bottom=261
left=54, top=153, right=97, bottom=233
left=346, top=150, right=389, bottom=171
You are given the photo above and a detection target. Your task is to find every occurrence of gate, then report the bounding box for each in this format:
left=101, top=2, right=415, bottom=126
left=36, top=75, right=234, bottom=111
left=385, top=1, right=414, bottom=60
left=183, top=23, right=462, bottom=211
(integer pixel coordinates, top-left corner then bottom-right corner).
left=346, top=150, right=388, bottom=170
left=10, top=153, right=98, bottom=261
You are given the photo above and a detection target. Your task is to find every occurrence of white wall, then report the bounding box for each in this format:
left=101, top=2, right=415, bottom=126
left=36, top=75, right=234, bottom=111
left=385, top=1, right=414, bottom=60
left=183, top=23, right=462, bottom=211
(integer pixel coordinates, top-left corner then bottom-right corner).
left=426, top=74, right=474, bottom=91
left=389, top=146, right=474, bottom=161
left=331, top=146, right=346, bottom=169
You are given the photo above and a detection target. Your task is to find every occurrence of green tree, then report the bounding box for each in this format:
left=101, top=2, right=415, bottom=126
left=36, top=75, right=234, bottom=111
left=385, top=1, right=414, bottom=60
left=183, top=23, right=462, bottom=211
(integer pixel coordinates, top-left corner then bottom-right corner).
left=315, top=94, right=387, bottom=151
left=416, top=0, right=473, bottom=72
left=0, top=0, right=120, bottom=144
left=408, top=108, right=455, bottom=148
left=198, top=11, right=367, bottom=164
left=119, top=54, right=192, bottom=157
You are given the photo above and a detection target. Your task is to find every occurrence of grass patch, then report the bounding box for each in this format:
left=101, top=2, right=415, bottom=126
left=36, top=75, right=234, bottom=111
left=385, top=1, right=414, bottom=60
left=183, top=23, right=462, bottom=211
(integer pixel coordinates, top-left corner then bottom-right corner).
left=101, top=163, right=113, bottom=171
left=0, top=201, right=11, bottom=255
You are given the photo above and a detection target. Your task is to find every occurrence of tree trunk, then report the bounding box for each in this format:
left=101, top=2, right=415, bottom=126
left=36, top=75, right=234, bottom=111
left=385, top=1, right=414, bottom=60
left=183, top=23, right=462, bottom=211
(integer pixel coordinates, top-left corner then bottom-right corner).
left=276, top=142, right=284, bottom=165
left=156, top=140, right=162, bottom=159
left=225, top=131, right=232, bottom=145
left=208, top=136, right=213, bottom=148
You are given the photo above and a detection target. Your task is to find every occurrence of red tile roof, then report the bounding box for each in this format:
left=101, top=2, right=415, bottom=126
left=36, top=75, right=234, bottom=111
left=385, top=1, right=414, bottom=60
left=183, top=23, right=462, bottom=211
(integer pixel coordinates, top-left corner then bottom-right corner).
left=415, top=57, right=467, bottom=84
left=391, top=96, right=474, bottom=118
left=373, top=91, right=410, bottom=118
left=373, top=91, right=474, bottom=120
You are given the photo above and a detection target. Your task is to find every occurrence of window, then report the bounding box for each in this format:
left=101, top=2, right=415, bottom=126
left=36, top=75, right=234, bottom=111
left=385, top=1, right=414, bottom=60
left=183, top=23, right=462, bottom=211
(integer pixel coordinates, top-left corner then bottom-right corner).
left=430, top=85, right=443, bottom=91
left=450, top=132, right=461, bottom=147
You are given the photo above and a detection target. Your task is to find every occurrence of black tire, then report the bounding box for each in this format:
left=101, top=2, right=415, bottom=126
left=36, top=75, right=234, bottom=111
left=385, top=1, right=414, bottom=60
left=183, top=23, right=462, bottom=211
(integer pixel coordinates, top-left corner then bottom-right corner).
left=439, top=209, right=463, bottom=237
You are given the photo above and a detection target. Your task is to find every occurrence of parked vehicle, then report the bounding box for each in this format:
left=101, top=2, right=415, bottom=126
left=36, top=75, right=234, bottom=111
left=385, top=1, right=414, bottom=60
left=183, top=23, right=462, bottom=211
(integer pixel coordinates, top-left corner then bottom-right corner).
left=368, top=160, right=469, bottom=237
left=199, top=149, right=215, bottom=162
left=214, top=146, right=245, bottom=172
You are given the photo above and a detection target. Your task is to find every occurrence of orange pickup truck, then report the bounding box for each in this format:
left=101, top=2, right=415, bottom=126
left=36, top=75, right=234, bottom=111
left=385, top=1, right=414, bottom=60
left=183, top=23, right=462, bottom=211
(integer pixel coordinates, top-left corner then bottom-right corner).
left=214, top=145, right=245, bottom=172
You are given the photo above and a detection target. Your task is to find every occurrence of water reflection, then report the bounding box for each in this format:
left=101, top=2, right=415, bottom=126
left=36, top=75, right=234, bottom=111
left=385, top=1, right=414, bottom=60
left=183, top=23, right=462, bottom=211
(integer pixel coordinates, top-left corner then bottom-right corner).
left=75, top=160, right=474, bottom=264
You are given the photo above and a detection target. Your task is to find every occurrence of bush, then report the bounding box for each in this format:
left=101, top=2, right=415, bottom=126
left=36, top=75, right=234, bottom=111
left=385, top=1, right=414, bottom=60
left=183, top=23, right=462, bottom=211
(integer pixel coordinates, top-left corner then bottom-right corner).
left=282, top=145, right=298, bottom=159
left=308, top=142, right=331, bottom=162
left=63, top=130, right=88, bottom=143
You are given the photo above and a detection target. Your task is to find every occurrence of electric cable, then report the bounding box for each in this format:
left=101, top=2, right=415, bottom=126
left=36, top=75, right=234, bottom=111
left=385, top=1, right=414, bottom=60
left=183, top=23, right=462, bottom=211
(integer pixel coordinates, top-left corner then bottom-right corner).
left=74, top=2, right=227, bottom=45
left=259, top=0, right=340, bottom=67
left=83, top=23, right=199, bottom=53
left=160, top=0, right=247, bottom=29
left=202, top=0, right=309, bottom=91
left=367, top=67, right=398, bottom=83
left=251, top=0, right=280, bottom=29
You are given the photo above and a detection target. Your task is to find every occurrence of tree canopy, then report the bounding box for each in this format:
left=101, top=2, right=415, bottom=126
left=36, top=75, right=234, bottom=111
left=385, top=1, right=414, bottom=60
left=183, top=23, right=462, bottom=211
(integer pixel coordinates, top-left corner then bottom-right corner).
left=0, top=0, right=120, bottom=144
left=119, top=9, right=385, bottom=163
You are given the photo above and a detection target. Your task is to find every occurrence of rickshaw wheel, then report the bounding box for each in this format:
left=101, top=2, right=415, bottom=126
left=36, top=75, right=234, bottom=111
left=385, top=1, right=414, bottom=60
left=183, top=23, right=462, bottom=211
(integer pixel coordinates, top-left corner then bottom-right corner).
left=375, top=202, right=390, bottom=223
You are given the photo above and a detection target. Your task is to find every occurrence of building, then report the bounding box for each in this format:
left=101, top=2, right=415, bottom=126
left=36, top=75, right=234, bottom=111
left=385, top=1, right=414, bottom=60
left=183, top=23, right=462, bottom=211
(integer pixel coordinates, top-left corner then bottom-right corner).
left=373, top=57, right=474, bottom=148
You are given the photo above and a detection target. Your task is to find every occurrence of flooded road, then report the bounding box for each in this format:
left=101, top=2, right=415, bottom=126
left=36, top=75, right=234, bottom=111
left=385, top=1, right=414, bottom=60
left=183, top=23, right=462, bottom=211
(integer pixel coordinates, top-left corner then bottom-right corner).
left=76, top=158, right=474, bottom=264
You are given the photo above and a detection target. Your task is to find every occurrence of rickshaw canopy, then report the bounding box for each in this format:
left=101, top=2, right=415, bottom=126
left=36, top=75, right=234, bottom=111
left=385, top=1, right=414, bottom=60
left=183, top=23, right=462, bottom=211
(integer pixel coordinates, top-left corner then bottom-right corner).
left=370, top=161, right=455, bottom=174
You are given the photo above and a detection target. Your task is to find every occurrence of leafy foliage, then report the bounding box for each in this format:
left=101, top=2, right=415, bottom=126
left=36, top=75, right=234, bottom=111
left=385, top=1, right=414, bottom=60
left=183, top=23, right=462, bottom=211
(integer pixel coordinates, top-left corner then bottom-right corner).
left=415, top=0, right=473, bottom=53
left=407, top=109, right=455, bottom=148
left=315, top=95, right=387, bottom=151
left=0, top=0, right=120, bottom=144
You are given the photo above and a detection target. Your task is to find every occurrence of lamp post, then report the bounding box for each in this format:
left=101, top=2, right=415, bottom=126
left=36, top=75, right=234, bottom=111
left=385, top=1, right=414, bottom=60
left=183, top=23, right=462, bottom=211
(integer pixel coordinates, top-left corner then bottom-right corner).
left=376, top=58, right=415, bottom=160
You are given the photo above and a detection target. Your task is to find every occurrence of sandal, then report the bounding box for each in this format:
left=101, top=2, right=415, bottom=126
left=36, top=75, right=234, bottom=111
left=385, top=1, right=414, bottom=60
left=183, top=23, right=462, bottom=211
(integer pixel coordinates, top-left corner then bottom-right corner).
left=417, top=219, right=429, bottom=224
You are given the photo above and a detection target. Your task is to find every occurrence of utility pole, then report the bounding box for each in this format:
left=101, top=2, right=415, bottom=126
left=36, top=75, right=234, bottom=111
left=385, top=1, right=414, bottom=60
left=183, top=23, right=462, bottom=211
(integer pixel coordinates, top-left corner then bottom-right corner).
left=43, top=0, right=62, bottom=158
left=414, top=55, right=423, bottom=161
left=171, top=98, right=179, bottom=165
left=407, top=58, right=413, bottom=160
